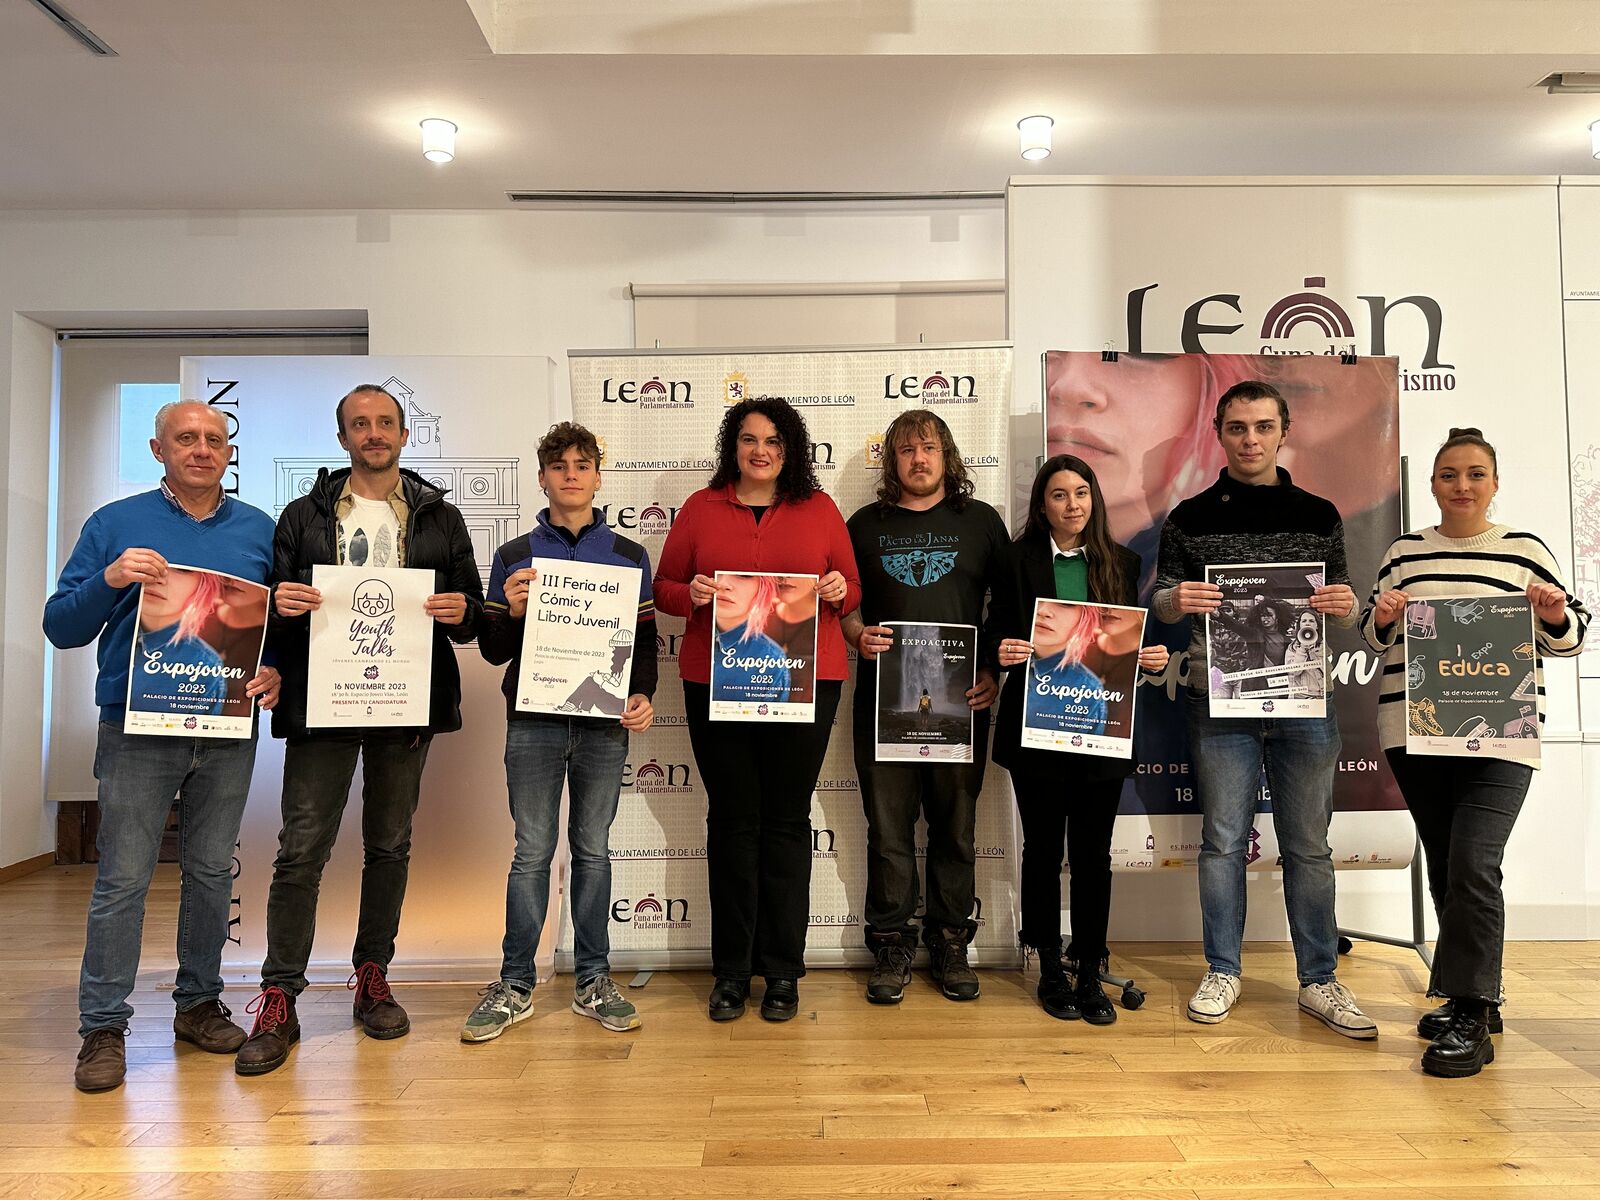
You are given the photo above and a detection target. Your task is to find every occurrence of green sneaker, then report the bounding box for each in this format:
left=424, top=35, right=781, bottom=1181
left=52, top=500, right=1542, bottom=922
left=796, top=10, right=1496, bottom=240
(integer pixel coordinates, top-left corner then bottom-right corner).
left=572, top=974, right=642, bottom=1032
left=460, top=980, right=533, bottom=1043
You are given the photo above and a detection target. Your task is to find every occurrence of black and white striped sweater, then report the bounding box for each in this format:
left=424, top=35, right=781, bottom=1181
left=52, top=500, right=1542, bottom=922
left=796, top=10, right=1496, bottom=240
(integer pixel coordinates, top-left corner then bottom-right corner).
left=1358, top=524, right=1589, bottom=759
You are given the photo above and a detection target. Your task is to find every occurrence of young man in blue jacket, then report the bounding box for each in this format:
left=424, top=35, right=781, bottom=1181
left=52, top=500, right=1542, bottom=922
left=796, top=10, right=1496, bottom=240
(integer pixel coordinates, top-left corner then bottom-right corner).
left=45, top=401, right=281, bottom=1092
left=460, top=422, right=657, bottom=1041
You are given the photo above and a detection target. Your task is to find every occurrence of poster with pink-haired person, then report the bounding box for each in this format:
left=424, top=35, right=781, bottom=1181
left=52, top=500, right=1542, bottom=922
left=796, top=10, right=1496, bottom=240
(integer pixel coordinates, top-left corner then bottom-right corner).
left=124, top=564, right=269, bottom=738
left=1021, top=599, right=1148, bottom=758
left=709, top=570, right=817, bottom=721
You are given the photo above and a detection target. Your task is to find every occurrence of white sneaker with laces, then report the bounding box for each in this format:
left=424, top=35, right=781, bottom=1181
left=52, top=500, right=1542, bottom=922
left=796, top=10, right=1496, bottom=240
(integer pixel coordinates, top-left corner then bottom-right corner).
left=1299, top=980, right=1378, bottom=1039
left=1187, top=971, right=1241, bottom=1024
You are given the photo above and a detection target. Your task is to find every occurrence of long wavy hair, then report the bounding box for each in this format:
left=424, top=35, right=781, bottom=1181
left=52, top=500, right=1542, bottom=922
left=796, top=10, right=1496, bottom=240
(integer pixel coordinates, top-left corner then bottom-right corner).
left=874, top=409, right=974, bottom=511
left=708, top=397, right=820, bottom=504
left=1019, top=454, right=1128, bottom=603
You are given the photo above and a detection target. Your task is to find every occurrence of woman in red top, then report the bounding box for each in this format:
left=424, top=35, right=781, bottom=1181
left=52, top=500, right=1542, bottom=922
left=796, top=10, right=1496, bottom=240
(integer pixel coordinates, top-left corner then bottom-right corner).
left=655, top=397, right=861, bottom=1023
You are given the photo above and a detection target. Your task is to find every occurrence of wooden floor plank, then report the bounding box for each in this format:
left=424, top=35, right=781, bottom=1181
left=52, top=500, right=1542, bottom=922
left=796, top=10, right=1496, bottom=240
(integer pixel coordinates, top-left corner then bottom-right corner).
left=4, top=863, right=1598, bottom=1199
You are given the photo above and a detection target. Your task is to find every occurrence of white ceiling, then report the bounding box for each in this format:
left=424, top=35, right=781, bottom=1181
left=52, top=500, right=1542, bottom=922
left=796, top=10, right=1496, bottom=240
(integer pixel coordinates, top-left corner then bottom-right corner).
left=2, top=0, right=1599, bottom=210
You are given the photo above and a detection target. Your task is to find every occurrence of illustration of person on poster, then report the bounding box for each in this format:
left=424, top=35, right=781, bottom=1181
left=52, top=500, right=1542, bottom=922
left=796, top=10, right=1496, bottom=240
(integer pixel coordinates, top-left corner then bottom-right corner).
left=874, top=621, right=976, bottom=762
left=710, top=570, right=816, bottom=721
left=1205, top=563, right=1326, bottom=717
left=126, top=564, right=268, bottom=737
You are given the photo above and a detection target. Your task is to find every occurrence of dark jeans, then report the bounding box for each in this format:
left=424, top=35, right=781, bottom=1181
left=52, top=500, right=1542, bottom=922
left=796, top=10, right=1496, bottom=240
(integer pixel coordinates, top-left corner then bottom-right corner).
left=81, top=723, right=257, bottom=1035
left=261, top=731, right=431, bottom=995
left=1385, top=748, right=1533, bottom=1004
left=1010, top=770, right=1122, bottom=963
left=853, top=702, right=989, bottom=945
left=684, top=680, right=841, bottom=981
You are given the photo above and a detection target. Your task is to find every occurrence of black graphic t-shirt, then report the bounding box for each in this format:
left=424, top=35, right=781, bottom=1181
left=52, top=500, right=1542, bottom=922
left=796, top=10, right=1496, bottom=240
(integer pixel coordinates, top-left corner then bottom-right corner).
left=847, top=496, right=1009, bottom=697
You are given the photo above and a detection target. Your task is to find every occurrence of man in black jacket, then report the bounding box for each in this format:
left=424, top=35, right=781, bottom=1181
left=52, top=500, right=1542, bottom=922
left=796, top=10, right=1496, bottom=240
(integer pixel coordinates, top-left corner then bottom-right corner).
left=236, top=384, right=484, bottom=1076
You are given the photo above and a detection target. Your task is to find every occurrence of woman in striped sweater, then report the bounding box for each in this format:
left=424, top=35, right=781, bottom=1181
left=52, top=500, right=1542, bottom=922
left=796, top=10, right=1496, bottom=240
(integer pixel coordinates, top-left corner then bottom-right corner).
left=1360, top=428, right=1588, bottom=1078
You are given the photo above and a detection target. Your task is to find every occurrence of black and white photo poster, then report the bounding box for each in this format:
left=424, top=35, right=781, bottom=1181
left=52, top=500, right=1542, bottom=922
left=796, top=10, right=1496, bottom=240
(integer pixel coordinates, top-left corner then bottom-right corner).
left=516, top=561, right=641, bottom=718
left=1206, top=562, right=1327, bottom=718
left=874, top=621, right=976, bottom=762
left=1404, top=595, right=1540, bottom=765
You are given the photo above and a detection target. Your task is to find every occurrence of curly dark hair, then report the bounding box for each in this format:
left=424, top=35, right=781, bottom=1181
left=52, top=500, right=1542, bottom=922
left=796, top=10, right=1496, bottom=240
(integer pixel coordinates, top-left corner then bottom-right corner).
left=875, top=408, right=974, bottom=510
left=708, top=396, right=820, bottom=504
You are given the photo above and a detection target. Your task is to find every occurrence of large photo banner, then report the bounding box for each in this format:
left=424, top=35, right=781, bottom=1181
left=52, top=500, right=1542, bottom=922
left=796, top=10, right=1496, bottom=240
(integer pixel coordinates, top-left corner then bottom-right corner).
left=178, top=355, right=558, bottom=977
left=570, top=344, right=1015, bottom=962
left=1041, top=351, right=1406, bottom=869
left=1008, top=178, right=1572, bottom=873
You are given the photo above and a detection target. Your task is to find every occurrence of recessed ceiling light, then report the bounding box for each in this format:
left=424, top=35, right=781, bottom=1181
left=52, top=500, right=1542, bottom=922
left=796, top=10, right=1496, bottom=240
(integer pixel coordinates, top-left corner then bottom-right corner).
left=420, top=119, right=457, bottom=164
left=1017, top=115, right=1053, bottom=162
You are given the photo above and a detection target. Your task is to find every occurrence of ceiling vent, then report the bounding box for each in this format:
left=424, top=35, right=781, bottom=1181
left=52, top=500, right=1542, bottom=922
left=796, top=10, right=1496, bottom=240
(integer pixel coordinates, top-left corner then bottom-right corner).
left=1537, top=72, right=1600, bottom=94
left=25, top=0, right=116, bottom=55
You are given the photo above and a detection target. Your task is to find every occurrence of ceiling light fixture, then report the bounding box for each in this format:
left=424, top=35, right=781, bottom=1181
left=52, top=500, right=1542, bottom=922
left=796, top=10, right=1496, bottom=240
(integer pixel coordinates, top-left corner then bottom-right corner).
left=420, top=118, right=457, bottom=164
left=1592, top=120, right=1600, bottom=160
left=1017, top=115, right=1053, bottom=162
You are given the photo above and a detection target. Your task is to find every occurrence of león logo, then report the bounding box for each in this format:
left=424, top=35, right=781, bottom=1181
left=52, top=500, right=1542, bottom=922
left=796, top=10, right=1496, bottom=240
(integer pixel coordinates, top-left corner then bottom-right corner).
left=724, top=372, right=748, bottom=404
left=883, top=371, right=978, bottom=404
left=601, top=375, right=693, bottom=409
left=1124, top=275, right=1456, bottom=390
left=612, top=892, right=691, bottom=927
left=624, top=757, right=693, bottom=794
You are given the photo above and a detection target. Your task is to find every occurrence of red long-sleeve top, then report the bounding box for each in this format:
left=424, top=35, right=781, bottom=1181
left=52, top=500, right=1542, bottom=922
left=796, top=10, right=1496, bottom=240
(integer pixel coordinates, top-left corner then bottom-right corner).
left=654, top=484, right=862, bottom=684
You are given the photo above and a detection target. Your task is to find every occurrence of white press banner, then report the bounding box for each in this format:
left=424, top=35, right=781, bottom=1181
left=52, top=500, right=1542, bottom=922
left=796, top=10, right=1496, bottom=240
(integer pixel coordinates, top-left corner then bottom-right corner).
left=180, top=355, right=559, bottom=978
left=570, top=343, right=1016, bottom=963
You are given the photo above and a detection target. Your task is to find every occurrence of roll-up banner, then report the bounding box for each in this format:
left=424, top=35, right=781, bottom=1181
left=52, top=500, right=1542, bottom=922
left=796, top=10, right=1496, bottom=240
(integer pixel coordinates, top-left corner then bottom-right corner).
left=180, top=355, right=560, bottom=979
left=569, top=344, right=1016, bottom=964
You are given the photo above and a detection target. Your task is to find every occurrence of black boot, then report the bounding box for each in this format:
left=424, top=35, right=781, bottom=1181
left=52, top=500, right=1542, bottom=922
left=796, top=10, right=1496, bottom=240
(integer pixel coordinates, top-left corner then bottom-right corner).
left=1421, top=999, right=1495, bottom=1079
left=1034, top=944, right=1079, bottom=1021
left=1071, top=956, right=1117, bottom=1026
left=1418, top=998, right=1502, bottom=1039
left=866, top=933, right=914, bottom=1005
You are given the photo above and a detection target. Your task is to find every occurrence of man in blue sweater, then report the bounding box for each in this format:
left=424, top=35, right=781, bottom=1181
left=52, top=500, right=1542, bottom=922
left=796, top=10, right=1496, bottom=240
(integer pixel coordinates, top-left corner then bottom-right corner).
left=44, top=401, right=281, bottom=1092
left=460, top=422, right=657, bottom=1042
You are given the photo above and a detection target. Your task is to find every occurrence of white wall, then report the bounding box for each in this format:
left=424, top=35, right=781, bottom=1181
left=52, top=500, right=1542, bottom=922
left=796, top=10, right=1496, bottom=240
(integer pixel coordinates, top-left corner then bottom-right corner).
left=0, top=204, right=1005, bottom=870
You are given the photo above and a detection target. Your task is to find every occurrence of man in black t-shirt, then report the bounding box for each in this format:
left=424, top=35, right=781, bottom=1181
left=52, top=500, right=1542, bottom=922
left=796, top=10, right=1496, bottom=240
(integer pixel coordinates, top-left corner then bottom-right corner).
left=843, top=409, right=1008, bottom=1005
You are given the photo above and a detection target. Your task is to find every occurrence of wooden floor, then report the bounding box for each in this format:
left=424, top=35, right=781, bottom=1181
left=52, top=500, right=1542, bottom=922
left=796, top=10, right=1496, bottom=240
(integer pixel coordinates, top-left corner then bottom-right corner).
left=3, top=867, right=1599, bottom=1200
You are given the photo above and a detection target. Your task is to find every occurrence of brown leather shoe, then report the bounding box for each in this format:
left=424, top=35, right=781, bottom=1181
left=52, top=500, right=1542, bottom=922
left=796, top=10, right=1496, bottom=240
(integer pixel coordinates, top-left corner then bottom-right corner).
left=349, top=961, right=410, bottom=1039
left=173, top=999, right=247, bottom=1053
left=75, top=1028, right=127, bottom=1093
left=234, top=987, right=299, bottom=1076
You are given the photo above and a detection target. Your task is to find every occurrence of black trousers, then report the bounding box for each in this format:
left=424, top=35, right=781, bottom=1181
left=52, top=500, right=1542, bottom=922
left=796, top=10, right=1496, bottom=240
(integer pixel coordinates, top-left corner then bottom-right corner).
left=684, top=680, right=841, bottom=981
left=1385, top=748, right=1532, bottom=1004
left=1010, top=770, right=1122, bottom=963
left=852, top=704, right=989, bottom=945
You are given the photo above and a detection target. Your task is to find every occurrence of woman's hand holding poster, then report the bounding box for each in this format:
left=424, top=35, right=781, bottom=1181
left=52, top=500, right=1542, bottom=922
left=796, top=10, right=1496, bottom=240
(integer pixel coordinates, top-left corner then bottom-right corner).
left=125, top=564, right=269, bottom=738
left=1404, top=595, right=1540, bottom=765
left=709, top=571, right=817, bottom=722
left=1020, top=600, right=1147, bottom=758
left=516, top=562, right=641, bottom=718
left=1205, top=562, right=1327, bottom=718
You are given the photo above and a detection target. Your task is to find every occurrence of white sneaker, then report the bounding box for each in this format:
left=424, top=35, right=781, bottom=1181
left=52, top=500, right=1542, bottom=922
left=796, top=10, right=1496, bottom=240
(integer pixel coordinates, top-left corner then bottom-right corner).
left=1188, top=971, right=1241, bottom=1023
left=1299, top=980, right=1378, bottom=1039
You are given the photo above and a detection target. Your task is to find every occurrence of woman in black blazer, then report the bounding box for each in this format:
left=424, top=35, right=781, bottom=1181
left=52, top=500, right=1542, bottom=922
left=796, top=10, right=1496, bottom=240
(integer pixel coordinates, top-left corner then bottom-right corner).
left=991, top=454, right=1167, bottom=1024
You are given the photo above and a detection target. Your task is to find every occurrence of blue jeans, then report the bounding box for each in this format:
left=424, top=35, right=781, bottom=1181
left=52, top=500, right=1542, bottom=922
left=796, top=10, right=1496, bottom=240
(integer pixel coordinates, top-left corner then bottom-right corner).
left=81, top=722, right=258, bottom=1035
left=1187, top=692, right=1340, bottom=985
left=501, top=717, right=629, bottom=988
